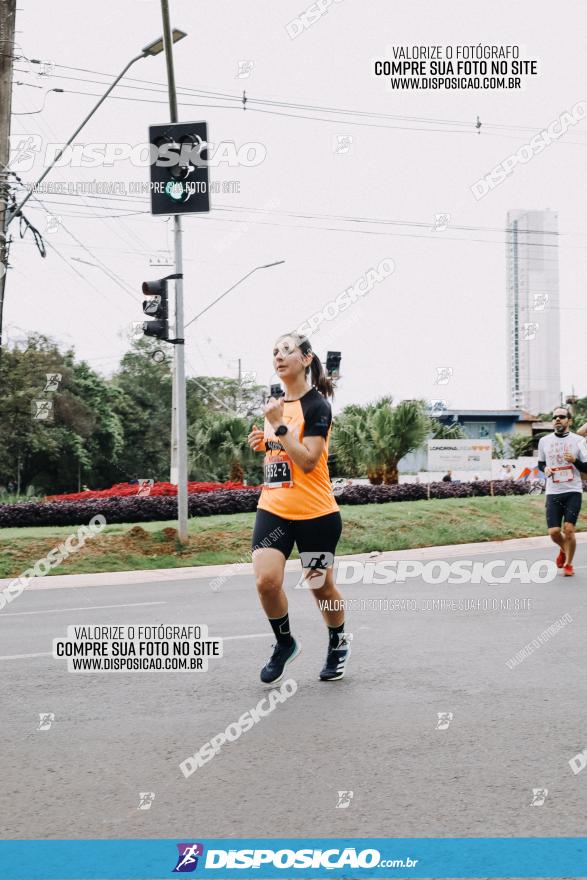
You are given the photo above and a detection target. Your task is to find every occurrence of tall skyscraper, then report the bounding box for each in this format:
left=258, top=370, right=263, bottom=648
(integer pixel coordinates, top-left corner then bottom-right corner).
left=506, top=209, right=560, bottom=415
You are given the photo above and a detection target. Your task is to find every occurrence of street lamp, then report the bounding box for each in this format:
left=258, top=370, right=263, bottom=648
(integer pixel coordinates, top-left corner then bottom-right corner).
left=142, top=30, right=187, bottom=56
left=6, top=30, right=187, bottom=225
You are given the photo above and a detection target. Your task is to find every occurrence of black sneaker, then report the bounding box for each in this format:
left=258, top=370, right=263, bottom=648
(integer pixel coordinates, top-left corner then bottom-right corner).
left=260, top=639, right=301, bottom=684
left=319, top=637, right=351, bottom=681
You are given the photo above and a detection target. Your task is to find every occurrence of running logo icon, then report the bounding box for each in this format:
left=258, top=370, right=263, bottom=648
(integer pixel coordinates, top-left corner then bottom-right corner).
left=336, top=790, right=354, bottom=808
left=333, top=135, right=353, bottom=155
left=433, top=213, right=450, bottom=232
left=31, top=399, right=54, bottom=421
left=236, top=60, right=254, bottom=78
left=43, top=373, right=62, bottom=392
left=137, top=792, right=155, bottom=810
left=296, top=552, right=334, bottom=589
left=436, top=712, right=454, bottom=730
left=530, top=788, right=548, bottom=806
left=173, top=843, right=204, bottom=873
left=434, top=366, right=453, bottom=385
left=9, top=134, right=42, bottom=171
left=37, top=713, right=55, bottom=731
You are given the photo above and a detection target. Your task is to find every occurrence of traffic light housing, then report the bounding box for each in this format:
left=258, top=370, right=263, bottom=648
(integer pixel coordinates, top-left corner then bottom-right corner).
left=142, top=278, right=169, bottom=341
left=148, top=121, right=210, bottom=216
left=326, top=351, right=341, bottom=378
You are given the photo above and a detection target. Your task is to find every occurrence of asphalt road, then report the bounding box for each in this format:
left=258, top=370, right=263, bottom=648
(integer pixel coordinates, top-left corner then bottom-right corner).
left=1, top=542, right=587, bottom=843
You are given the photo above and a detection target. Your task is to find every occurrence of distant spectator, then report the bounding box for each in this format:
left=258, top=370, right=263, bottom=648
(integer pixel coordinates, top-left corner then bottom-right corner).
left=442, top=471, right=452, bottom=483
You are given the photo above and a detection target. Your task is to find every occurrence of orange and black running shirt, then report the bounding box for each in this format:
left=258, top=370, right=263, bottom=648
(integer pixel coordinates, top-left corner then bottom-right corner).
left=257, top=387, right=339, bottom=521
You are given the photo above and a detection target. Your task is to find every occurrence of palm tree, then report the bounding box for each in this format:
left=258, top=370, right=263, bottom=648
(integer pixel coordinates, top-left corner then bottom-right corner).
left=329, top=408, right=370, bottom=478
left=508, top=433, right=534, bottom=458
left=332, top=397, right=431, bottom=484
left=493, top=432, right=507, bottom=460
left=379, top=399, right=431, bottom=483
left=188, top=412, right=257, bottom=482
left=430, top=420, right=465, bottom=440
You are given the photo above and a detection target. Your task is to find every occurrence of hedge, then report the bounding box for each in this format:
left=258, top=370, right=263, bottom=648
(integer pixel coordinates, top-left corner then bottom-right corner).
left=0, top=480, right=532, bottom=529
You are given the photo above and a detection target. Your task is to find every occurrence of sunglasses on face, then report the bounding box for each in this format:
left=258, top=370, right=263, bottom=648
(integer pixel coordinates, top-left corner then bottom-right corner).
left=553, top=415, right=568, bottom=421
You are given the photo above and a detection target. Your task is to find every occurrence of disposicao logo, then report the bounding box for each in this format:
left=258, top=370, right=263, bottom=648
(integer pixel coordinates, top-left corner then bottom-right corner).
left=173, top=843, right=204, bottom=873
left=203, top=847, right=383, bottom=870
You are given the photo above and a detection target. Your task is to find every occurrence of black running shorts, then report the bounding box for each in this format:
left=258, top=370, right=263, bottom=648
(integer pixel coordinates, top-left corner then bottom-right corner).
left=252, top=508, right=342, bottom=561
left=545, top=492, right=583, bottom=528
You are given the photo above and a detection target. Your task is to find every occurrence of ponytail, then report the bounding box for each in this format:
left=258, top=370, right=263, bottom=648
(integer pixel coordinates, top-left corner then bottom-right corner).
left=277, top=331, right=335, bottom=398
left=309, top=351, right=334, bottom=398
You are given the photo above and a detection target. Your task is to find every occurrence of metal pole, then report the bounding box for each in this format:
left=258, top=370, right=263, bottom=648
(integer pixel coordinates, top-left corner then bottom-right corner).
left=160, top=0, right=188, bottom=541
left=173, top=218, right=188, bottom=541
left=0, top=0, right=17, bottom=355
left=170, top=365, right=178, bottom=483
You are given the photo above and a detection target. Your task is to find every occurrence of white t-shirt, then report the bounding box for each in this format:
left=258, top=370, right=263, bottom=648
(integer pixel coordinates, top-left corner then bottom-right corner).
left=537, top=432, right=587, bottom=495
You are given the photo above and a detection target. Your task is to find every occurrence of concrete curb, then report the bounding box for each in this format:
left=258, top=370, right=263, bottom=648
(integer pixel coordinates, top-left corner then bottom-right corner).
left=3, top=532, right=586, bottom=592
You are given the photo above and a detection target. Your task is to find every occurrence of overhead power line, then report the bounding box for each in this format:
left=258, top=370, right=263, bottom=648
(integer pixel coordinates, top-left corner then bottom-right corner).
left=12, top=60, right=587, bottom=144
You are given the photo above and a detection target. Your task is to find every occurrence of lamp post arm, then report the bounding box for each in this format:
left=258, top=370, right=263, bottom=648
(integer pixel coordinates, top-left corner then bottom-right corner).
left=184, top=261, right=284, bottom=330
left=7, top=52, right=145, bottom=224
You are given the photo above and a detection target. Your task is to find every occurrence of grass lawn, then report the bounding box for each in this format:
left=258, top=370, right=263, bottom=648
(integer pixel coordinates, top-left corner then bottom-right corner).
left=1, top=494, right=585, bottom=579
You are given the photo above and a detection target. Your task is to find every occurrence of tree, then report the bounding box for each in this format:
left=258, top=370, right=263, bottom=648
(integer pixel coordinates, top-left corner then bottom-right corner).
left=328, top=408, right=370, bottom=479
left=493, top=433, right=507, bottom=460
left=0, top=335, right=123, bottom=494
left=188, top=411, right=262, bottom=483
left=109, top=338, right=173, bottom=483
left=508, top=433, right=534, bottom=458
left=332, top=397, right=431, bottom=484
left=187, top=375, right=265, bottom=423
left=429, top=420, right=465, bottom=440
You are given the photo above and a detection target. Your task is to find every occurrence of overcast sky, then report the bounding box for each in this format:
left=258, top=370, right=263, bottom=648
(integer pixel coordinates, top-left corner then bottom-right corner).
left=5, top=0, right=587, bottom=415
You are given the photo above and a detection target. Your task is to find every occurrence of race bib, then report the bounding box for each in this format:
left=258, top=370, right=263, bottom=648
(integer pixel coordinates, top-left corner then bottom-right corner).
left=264, top=453, right=294, bottom=488
left=552, top=466, right=574, bottom=483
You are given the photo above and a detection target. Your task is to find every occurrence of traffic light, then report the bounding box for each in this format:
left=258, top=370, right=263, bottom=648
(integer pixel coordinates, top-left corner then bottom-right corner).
left=326, top=351, right=341, bottom=378
left=142, top=278, right=169, bottom=341
left=148, top=121, right=210, bottom=216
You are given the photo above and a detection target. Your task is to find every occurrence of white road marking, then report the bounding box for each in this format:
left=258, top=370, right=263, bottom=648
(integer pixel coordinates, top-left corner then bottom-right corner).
left=0, top=601, right=166, bottom=618
left=0, top=652, right=52, bottom=660
left=0, top=631, right=271, bottom=661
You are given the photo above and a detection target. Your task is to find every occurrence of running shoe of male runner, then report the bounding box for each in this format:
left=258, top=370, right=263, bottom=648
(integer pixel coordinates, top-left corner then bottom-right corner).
left=247, top=332, right=349, bottom=683
left=537, top=407, right=587, bottom=576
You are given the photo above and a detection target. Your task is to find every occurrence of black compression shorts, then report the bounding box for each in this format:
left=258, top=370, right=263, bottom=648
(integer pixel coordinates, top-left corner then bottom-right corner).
left=252, top=508, right=343, bottom=561
left=545, top=492, right=583, bottom=528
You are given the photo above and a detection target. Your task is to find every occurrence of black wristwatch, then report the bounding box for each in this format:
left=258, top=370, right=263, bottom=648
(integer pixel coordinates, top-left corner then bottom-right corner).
left=275, top=424, right=288, bottom=437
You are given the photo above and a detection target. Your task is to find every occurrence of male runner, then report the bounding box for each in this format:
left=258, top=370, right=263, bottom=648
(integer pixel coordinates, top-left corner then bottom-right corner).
left=537, top=406, right=587, bottom=576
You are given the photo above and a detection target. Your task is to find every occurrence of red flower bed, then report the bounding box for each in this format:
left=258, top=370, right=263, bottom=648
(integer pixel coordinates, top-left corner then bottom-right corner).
left=45, top=480, right=259, bottom=502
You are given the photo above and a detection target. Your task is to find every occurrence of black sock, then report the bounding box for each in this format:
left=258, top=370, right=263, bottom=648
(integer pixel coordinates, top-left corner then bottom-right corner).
left=269, top=612, right=294, bottom=646
left=328, top=621, right=346, bottom=648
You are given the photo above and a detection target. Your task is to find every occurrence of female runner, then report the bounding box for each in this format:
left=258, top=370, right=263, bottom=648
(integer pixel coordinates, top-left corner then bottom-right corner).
left=247, top=332, right=350, bottom=684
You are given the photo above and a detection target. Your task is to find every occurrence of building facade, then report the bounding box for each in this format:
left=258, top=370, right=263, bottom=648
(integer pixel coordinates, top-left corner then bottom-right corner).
left=506, top=209, right=560, bottom=415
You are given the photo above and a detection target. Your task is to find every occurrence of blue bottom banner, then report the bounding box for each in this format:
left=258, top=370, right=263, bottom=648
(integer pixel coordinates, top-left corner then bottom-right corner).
left=2, top=838, right=587, bottom=879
